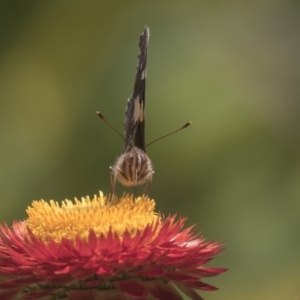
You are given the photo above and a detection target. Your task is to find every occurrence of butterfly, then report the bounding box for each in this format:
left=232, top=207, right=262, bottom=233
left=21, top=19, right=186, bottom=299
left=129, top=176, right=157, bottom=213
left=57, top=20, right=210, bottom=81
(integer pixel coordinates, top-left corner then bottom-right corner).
left=109, top=26, right=153, bottom=197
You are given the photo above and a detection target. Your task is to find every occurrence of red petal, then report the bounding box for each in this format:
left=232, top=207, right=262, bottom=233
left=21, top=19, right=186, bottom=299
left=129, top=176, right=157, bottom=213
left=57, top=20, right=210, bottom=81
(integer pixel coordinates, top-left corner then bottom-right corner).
left=183, top=280, right=218, bottom=291
left=143, top=280, right=183, bottom=300
left=114, top=278, right=148, bottom=299
left=134, top=267, right=165, bottom=277
left=0, top=288, right=22, bottom=300
left=68, top=290, right=98, bottom=300
left=165, top=272, right=198, bottom=281
left=174, top=282, right=204, bottom=300
left=183, top=266, right=228, bottom=277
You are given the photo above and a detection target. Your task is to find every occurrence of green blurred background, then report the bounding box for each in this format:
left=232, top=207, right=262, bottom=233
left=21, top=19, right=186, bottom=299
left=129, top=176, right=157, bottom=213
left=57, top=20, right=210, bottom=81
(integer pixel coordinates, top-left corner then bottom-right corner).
left=0, top=1, right=300, bottom=299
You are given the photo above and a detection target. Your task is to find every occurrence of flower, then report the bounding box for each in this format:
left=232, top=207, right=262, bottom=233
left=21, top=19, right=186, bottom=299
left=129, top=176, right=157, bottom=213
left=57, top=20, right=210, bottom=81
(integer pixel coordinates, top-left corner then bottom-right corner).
left=0, top=192, right=226, bottom=300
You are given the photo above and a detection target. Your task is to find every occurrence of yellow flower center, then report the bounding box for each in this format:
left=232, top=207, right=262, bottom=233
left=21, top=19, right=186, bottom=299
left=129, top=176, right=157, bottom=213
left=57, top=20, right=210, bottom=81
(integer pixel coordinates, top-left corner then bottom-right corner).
left=25, top=192, right=159, bottom=243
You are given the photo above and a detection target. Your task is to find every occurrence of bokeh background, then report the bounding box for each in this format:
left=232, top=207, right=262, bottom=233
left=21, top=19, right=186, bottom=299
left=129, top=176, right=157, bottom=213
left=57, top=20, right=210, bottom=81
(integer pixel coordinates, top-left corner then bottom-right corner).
left=0, top=1, right=300, bottom=299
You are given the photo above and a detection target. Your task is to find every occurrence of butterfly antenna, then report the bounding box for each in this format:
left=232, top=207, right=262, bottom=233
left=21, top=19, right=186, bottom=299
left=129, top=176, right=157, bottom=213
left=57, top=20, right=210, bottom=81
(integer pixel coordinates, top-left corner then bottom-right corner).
left=146, top=122, right=191, bottom=148
left=97, top=111, right=125, bottom=141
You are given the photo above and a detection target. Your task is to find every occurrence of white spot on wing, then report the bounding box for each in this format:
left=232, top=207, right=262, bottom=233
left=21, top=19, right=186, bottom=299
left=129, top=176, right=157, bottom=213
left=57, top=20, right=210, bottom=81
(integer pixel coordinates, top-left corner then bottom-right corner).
left=141, top=69, right=146, bottom=80
left=134, top=96, right=140, bottom=124
left=139, top=101, right=144, bottom=122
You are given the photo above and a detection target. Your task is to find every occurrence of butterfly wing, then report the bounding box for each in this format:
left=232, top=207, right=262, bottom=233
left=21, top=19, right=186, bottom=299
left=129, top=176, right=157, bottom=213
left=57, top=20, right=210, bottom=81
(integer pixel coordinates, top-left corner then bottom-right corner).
left=124, top=26, right=150, bottom=153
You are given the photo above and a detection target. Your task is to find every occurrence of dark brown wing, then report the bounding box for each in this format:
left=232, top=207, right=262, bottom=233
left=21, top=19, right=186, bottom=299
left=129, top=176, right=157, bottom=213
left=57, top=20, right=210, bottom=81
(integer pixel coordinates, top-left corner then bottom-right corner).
left=124, top=26, right=150, bottom=153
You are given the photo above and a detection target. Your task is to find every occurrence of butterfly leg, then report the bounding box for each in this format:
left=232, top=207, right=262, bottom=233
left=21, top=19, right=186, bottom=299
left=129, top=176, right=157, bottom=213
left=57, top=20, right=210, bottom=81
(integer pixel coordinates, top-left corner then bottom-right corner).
left=109, top=166, right=116, bottom=204
left=133, top=168, right=138, bottom=199
left=143, top=177, right=152, bottom=196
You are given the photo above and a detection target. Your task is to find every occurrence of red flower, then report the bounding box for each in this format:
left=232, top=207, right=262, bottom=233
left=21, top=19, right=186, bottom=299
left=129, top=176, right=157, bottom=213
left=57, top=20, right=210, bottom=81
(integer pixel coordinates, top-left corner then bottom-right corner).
left=0, top=193, right=226, bottom=300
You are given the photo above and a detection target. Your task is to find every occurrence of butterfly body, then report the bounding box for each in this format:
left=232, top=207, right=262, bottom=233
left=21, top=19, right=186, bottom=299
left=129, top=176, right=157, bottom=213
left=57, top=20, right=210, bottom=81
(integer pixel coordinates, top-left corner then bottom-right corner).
left=110, top=147, right=153, bottom=188
left=110, top=26, right=153, bottom=196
